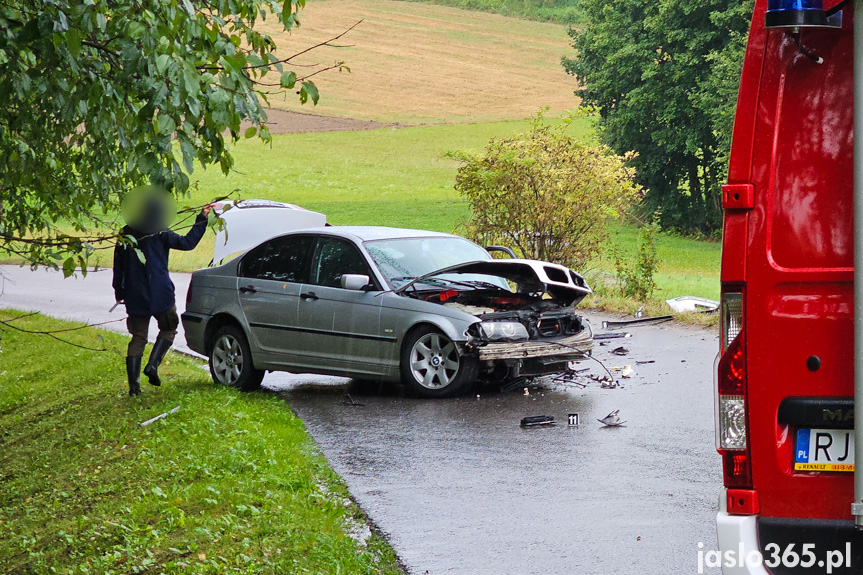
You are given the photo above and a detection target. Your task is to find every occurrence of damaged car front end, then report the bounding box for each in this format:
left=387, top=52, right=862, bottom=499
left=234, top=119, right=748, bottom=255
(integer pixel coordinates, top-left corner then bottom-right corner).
left=390, top=259, right=594, bottom=388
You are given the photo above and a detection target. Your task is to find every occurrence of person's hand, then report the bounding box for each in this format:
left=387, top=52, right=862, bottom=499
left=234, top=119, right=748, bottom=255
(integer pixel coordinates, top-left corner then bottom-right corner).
left=201, top=203, right=215, bottom=218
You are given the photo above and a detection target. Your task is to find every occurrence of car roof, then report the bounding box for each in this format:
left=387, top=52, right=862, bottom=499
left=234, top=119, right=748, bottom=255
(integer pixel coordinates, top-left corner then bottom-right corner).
left=299, top=226, right=461, bottom=242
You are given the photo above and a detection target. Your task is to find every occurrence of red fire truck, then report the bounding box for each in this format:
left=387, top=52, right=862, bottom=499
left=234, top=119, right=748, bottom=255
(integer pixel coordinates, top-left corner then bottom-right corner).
left=715, top=0, right=862, bottom=572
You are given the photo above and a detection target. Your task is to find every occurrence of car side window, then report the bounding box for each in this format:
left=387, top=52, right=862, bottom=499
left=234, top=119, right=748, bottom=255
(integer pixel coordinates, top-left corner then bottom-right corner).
left=311, top=237, right=375, bottom=289
left=240, top=235, right=314, bottom=282
left=239, top=241, right=268, bottom=279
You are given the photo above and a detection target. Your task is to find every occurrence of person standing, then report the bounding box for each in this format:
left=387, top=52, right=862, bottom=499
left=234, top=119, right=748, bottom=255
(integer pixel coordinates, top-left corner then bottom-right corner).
left=113, top=191, right=212, bottom=396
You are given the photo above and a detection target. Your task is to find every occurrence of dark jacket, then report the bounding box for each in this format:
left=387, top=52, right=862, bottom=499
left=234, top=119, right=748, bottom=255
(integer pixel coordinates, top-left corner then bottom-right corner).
left=113, top=213, right=207, bottom=316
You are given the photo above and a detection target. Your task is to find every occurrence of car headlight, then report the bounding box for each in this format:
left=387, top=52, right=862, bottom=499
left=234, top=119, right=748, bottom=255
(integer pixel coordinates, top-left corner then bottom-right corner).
left=478, top=321, right=529, bottom=342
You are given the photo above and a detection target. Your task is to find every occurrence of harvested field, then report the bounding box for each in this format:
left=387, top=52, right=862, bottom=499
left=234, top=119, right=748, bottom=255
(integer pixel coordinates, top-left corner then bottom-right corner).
left=258, top=0, right=580, bottom=124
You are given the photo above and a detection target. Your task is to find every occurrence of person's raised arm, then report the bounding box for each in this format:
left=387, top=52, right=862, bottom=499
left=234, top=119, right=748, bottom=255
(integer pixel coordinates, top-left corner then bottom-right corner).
left=166, top=204, right=212, bottom=251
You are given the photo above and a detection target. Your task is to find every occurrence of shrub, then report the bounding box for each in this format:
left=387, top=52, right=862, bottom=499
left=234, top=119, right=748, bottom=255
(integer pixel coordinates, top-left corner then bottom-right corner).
left=610, top=218, right=661, bottom=300
left=450, top=112, right=640, bottom=270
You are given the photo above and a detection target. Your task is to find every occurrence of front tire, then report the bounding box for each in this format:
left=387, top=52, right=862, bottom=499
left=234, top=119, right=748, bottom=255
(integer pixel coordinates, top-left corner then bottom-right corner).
left=399, top=326, right=477, bottom=398
left=209, top=324, right=264, bottom=391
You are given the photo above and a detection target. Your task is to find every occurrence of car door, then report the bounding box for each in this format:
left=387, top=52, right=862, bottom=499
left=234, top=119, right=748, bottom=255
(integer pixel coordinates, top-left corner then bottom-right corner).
left=293, top=235, right=390, bottom=374
left=236, top=234, right=314, bottom=361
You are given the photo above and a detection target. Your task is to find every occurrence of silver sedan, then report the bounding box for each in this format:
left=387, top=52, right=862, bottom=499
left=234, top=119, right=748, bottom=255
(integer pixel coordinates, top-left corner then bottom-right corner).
left=181, top=226, right=593, bottom=398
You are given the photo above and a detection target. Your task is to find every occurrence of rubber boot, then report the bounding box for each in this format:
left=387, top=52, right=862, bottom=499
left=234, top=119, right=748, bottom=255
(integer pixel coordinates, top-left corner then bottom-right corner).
left=143, top=337, right=171, bottom=387
left=126, top=356, right=142, bottom=396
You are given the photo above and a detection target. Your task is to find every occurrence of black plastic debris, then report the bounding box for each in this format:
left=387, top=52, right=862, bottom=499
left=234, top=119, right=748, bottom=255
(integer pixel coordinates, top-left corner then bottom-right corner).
left=594, top=332, right=632, bottom=340
left=611, top=346, right=629, bottom=356
left=601, top=316, right=673, bottom=330
left=521, top=415, right=555, bottom=427
left=343, top=394, right=365, bottom=407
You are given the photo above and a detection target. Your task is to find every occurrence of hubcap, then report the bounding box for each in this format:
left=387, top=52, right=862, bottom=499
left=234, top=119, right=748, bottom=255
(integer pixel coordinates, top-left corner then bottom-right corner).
left=212, top=334, right=244, bottom=385
left=409, top=333, right=460, bottom=389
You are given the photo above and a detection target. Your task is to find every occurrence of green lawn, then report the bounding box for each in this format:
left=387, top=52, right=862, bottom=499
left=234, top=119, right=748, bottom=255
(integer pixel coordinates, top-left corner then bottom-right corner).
left=603, top=223, right=721, bottom=302
left=401, top=0, right=584, bottom=24
left=169, top=117, right=597, bottom=271
left=0, top=310, right=403, bottom=574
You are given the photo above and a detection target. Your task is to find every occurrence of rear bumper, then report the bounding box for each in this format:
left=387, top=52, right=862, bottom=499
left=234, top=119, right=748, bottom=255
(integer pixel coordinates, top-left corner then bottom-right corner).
left=474, top=328, right=593, bottom=361
left=716, top=489, right=861, bottom=575
left=180, top=312, right=209, bottom=355
left=716, top=489, right=771, bottom=575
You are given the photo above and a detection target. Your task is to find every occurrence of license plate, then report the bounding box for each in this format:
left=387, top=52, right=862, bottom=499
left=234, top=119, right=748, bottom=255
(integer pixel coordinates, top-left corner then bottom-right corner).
left=795, top=429, right=855, bottom=472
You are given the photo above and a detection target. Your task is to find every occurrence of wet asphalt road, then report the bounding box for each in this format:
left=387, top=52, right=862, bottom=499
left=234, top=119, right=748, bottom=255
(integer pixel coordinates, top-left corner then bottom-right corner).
left=1, top=265, right=722, bottom=575
left=285, top=313, right=722, bottom=575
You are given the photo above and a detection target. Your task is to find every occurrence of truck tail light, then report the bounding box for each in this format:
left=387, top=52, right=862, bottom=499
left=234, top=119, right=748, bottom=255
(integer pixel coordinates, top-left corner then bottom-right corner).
left=716, top=287, right=753, bottom=491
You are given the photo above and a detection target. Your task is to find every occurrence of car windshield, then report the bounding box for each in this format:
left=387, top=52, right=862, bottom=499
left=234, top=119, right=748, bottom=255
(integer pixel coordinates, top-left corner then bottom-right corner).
left=364, top=236, right=510, bottom=291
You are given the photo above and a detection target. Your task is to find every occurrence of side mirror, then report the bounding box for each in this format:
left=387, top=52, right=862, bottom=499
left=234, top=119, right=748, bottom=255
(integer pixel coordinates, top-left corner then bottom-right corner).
left=341, top=274, right=371, bottom=291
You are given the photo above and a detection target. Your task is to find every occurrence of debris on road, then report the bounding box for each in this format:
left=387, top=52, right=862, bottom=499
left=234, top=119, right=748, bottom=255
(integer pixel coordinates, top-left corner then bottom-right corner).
left=521, top=415, right=555, bottom=427
left=139, top=405, right=181, bottom=427
left=594, top=332, right=632, bottom=340
left=665, top=296, right=719, bottom=314
left=343, top=394, right=365, bottom=407
left=609, top=365, right=634, bottom=378
left=602, top=316, right=673, bottom=330
left=597, top=409, right=626, bottom=427
left=610, top=346, right=629, bottom=356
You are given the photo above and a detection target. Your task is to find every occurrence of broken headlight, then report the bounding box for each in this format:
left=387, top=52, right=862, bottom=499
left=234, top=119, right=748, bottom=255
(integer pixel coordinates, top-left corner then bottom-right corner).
left=478, top=321, right=529, bottom=342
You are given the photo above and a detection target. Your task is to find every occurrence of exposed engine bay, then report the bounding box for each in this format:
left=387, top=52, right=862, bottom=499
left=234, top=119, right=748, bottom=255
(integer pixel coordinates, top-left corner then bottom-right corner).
left=394, top=259, right=594, bottom=384
left=433, top=291, right=587, bottom=341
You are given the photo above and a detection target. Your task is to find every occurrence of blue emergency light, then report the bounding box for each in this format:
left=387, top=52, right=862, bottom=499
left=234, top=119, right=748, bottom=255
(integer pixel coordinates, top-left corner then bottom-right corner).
left=765, top=0, right=842, bottom=28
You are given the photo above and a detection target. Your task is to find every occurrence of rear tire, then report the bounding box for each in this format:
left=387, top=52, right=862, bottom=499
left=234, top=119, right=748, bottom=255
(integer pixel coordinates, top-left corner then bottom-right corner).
left=399, top=325, right=477, bottom=398
left=209, top=324, right=264, bottom=392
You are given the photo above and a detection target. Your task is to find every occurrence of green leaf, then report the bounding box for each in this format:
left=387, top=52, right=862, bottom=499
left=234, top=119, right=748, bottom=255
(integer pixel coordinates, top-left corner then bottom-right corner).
left=243, top=126, right=257, bottom=139
left=126, top=21, right=146, bottom=40
left=155, top=53, right=171, bottom=75
left=280, top=71, right=296, bottom=89
left=300, top=81, right=319, bottom=105
left=134, top=248, right=146, bottom=265
left=62, top=257, right=76, bottom=278
left=224, top=54, right=246, bottom=72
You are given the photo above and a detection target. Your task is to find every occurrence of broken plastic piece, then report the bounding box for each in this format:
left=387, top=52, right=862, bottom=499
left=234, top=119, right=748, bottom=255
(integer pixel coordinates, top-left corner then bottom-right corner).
left=521, top=415, right=555, bottom=427
left=601, top=316, right=673, bottom=330
left=597, top=409, right=626, bottom=427
left=343, top=394, right=365, bottom=407
left=611, top=346, right=629, bottom=356
left=594, top=332, right=632, bottom=340
left=665, top=296, right=719, bottom=313
left=139, top=405, right=181, bottom=427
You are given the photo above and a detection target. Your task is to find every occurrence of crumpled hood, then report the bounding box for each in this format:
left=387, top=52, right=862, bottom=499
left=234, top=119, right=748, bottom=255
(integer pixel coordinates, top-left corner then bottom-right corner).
left=394, top=259, right=592, bottom=306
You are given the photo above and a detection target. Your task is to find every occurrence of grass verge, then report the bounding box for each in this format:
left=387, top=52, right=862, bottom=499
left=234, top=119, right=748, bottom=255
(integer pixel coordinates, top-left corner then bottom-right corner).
left=0, top=310, right=403, bottom=574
